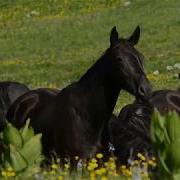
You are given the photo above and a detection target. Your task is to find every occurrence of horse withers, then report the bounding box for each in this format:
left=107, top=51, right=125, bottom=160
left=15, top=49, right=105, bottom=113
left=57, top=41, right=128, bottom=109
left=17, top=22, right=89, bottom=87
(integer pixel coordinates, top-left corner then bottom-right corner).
left=7, top=26, right=152, bottom=166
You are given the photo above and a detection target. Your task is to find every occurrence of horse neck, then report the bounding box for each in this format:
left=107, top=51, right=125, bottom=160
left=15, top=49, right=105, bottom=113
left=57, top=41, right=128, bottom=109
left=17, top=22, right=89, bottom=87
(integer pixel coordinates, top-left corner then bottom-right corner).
left=79, top=53, right=121, bottom=116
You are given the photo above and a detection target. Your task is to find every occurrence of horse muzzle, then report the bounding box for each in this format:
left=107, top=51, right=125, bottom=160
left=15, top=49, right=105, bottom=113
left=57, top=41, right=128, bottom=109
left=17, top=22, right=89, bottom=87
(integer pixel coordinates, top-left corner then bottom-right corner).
left=137, top=76, right=152, bottom=101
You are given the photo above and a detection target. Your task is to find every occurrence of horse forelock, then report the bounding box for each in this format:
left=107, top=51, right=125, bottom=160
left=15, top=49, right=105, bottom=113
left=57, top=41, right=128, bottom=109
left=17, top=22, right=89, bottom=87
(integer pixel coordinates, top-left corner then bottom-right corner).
left=110, top=40, right=144, bottom=73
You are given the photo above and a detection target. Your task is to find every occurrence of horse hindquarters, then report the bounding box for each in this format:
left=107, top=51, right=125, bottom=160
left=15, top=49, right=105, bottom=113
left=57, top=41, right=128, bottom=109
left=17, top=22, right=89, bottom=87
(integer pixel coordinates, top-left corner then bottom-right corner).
left=7, top=93, right=39, bottom=128
left=150, top=90, right=180, bottom=115
left=6, top=89, right=59, bottom=160
left=7, top=88, right=59, bottom=128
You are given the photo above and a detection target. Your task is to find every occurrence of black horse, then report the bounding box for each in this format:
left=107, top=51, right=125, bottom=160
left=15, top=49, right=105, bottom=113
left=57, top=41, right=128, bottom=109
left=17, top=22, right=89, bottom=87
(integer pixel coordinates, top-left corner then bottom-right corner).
left=7, top=26, right=152, bottom=165
left=109, top=89, right=180, bottom=165
left=0, top=81, right=29, bottom=131
left=6, top=87, right=59, bottom=128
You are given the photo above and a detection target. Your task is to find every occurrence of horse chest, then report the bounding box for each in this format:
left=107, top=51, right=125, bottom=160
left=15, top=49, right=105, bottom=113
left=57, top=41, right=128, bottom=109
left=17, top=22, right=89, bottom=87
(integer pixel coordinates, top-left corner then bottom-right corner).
left=51, top=88, right=109, bottom=157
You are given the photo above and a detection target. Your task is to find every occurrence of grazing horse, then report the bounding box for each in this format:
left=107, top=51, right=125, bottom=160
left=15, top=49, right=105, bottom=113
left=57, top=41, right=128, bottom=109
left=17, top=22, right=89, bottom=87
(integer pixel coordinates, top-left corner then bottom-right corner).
left=109, top=89, right=180, bottom=165
left=7, top=26, right=152, bottom=164
left=0, top=82, right=29, bottom=131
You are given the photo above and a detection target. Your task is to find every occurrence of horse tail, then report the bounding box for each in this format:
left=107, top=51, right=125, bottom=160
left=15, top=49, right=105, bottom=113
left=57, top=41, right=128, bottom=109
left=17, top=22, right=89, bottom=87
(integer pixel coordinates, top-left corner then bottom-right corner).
left=6, top=92, right=39, bottom=129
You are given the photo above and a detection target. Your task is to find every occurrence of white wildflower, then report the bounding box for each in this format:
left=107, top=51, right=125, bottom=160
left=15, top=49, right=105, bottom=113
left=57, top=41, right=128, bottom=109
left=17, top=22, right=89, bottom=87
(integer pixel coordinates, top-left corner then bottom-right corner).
left=153, top=70, right=159, bottom=75
left=174, top=63, right=180, bottom=69
left=166, top=65, right=173, bottom=71
left=124, top=1, right=131, bottom=6
left=173, top=73, right=179, bottom=78
left=30, top=10, right=40, bottom=16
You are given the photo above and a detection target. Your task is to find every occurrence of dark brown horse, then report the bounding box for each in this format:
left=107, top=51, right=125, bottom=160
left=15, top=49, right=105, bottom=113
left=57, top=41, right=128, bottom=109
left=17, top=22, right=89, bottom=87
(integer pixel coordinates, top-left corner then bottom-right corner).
left=109, top=89, right=180, bottom=164
left=0, top=82, right=29, bottom=131
left=7, top=26, right=152, bottom=164
left=7, top=87, right=59, bottom=133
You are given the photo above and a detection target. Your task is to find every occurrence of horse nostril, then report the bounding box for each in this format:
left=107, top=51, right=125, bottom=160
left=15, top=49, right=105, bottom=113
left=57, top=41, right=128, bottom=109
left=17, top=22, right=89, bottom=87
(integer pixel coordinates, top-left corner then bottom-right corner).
left=138, top=86, right=145, bottom=97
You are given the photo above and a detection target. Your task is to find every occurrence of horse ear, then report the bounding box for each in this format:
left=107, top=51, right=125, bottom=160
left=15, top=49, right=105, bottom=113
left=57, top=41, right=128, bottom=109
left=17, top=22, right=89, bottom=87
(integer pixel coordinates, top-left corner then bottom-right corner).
left=110, top=26, right=119, bottom=46
left=128, top=26, right=140, bottom=45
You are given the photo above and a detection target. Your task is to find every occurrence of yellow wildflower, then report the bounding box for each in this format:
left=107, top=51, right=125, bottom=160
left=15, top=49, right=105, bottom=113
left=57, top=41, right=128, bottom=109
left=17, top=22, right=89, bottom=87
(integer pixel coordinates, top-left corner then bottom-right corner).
left=95, top=168, right=106, bottom=175
left=131, top=160, right=139, bottom=166
left=142, top=162, right=148, bottom=168
left=109, top=157, right=115, bottom=161
left=6, top=171, right=16, bottom=177
left=87, top=162, right=98, bottom=171
left=101, top=176, right=108, bottom=180
left=120, top=165, right=126, bottom=170
left=137, top=153, right=146, bottom=161
left=141, top=171, right=149, bottom=178
left=108, top=161, right=116, bottom=170
left=7, top=167, right=13, bottom=172
left=91, top=158, right=97, bottom=163
left=75, top=156, right=79, bottom=160
left=49, top=170, right=56, bottom=174
left=124, top=169, right=132, bottom=177
left=90, top=172, right=96, bottom=180
left=64, top=163, right=70, bottom=169
left=96, top=153, right=103, bottom=159
left=58, top=176, right=64, bottom=180
left=148, top=160, right=157, bottom=167
left=1, top=168, right=16, bottom=177
left=1, top=171, right=7, bottom=177
left=51, top=163, right=58, bottom=170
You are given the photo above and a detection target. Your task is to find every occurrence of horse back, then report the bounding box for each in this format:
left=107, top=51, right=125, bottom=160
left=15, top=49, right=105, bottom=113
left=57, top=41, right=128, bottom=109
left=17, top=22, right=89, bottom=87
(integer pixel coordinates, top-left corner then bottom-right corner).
left=151, top=90, right=180, bottom=115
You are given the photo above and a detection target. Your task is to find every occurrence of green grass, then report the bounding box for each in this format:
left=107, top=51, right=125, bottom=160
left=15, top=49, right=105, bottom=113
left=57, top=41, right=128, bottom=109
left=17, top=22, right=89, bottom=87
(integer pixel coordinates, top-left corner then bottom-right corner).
left=0, top=0, right=179, bottom=113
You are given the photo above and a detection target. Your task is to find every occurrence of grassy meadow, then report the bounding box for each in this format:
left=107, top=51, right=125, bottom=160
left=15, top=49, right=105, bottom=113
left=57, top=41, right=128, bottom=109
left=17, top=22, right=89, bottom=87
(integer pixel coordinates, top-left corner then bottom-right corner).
left=0, top=0, right=180, bottom=112
left=0, top=0, right=180, bottom=179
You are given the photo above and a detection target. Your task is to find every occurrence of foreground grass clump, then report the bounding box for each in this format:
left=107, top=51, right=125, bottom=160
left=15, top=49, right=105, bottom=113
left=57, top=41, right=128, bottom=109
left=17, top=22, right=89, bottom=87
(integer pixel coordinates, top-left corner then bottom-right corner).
left=0, top=120, right=156, bottom=179
left=151, top=110, right=180, bottom=180
left=0, top=121, right=156, bottom=179
left=0, top=119, right=43, bottom=173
